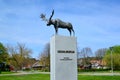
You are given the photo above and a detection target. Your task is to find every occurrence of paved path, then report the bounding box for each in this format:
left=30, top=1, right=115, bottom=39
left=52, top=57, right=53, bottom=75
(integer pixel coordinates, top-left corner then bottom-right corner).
left=78, top=72, right=120, bottom=76
left=0, top=71, right=49, bottom=76
left=0, top=71, right=120, bottom=76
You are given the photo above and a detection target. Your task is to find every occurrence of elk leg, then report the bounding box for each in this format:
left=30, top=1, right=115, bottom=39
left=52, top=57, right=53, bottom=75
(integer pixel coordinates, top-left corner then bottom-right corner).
left=55, top=27, right=58, bottom=35
left=71, top=28, right=75, bottom=36
left=68, top=28, right=71, bottom=36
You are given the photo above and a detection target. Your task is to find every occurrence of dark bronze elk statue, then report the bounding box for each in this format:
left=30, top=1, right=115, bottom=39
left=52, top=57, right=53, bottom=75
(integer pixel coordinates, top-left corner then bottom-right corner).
left=40, top=10, right=75, bottom=36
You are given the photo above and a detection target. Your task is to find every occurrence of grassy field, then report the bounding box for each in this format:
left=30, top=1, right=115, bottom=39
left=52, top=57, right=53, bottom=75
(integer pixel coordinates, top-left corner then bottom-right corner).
left=0, top=73, right=120, bottom=80
left=0, top=74, right=49, bottom=80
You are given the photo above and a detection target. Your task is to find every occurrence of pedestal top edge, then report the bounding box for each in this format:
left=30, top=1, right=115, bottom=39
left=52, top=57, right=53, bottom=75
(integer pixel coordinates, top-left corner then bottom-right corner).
left=51, top=35, right=77, bottom=38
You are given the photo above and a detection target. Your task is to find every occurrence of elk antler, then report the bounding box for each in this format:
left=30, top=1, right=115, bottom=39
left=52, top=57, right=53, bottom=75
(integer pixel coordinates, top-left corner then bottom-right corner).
left=40, top=13, right=48, bottom=21
left=49, top=10, right=54, bottom=21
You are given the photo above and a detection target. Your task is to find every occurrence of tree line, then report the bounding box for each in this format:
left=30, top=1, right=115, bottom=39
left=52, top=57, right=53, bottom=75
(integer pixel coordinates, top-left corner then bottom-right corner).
left=0, top=42, right=36, bottom=72
left=0, top=42, right=120, bottom=72
left=39, top=43, right=120, bottom=70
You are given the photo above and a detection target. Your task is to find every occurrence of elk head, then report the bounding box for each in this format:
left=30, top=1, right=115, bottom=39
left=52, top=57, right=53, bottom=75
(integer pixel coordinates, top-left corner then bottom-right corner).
left=47, top=10, right=54, bottom=26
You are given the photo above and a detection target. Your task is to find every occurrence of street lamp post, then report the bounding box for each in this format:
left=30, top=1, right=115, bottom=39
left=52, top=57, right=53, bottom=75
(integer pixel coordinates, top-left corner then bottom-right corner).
left=110, top=47, right=113, bottom=75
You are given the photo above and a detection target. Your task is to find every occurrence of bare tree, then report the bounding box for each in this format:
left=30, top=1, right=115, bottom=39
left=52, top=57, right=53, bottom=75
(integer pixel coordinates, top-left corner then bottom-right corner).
left=80, top=47, right=93, bottom=65
left=95, top=48, right=107, bottom=60
left=7, top=43, right=32, bottom=71
left=39, top=43, right=50, bottom=71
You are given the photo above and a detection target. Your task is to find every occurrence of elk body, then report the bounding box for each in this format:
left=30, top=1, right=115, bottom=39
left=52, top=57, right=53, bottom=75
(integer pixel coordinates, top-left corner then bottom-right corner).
left=41, top=10, right=75, bottom=36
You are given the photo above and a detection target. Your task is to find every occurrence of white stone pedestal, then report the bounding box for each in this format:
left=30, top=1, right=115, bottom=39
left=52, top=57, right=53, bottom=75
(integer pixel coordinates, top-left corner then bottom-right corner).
left=50, top=35, right=77, bottom=80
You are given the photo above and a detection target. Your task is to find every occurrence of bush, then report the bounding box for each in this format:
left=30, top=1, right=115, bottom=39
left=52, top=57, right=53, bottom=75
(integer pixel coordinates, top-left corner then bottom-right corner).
left=78, top=68, right=110, bottom=72
left=23, top=68, right=31, bottom=71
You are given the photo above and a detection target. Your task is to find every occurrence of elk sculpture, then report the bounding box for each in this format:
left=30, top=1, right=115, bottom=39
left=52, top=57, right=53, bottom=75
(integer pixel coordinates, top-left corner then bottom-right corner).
left=40, top=10, right=75, bottom=36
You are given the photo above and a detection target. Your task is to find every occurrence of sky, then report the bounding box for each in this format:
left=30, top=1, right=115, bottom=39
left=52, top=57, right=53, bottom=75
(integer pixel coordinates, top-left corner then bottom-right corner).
left=0, top=0, right=120, bottom=59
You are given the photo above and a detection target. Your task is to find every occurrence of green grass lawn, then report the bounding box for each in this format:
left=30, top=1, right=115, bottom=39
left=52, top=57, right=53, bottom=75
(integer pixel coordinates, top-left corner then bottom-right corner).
left=0, top=74, right=120, bottom=80
left=0, top=74, right=49, bottom=80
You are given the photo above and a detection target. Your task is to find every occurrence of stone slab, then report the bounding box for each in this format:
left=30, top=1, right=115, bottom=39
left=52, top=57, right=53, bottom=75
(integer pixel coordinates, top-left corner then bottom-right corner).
left=50, top=35, right=77, bottom=80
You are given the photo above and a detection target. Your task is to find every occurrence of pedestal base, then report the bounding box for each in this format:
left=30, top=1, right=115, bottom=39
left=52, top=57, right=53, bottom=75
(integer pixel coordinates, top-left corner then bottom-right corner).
left=50, top=35, right=77, bottom=80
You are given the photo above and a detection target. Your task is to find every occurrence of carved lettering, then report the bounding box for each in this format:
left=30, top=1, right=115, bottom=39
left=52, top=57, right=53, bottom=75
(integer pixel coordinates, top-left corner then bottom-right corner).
left=58, top=50, right=75, bottom=53
left=60, top=57, right=72, bottom=61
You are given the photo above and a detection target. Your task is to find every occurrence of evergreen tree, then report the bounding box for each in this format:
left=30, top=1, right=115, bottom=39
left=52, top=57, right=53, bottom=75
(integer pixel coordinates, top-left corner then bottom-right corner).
left=0, top=42, right=9, bottom=63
